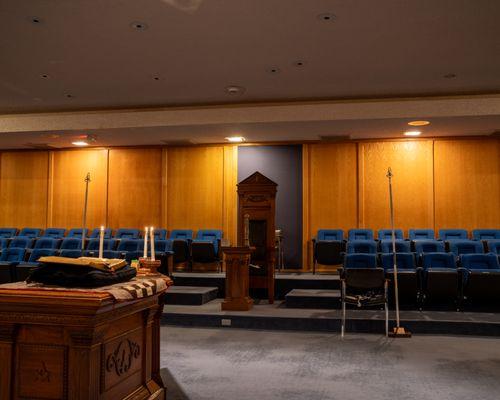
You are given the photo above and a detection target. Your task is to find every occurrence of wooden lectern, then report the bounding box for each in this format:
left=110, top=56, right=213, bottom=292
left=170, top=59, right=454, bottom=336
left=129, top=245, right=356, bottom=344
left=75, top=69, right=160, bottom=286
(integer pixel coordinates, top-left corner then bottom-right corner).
left=221, top=246, right=253, bottom=311
left=237, top=172, right=277, bottom=304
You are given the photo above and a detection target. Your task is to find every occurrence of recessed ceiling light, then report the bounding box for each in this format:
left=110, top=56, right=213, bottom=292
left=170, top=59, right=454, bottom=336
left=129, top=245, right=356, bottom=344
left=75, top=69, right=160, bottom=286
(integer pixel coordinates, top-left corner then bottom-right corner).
left=317, top=13, right=336, bottom=22
left=225, top=136, right=245, bottom=143
left=72, top=141, right=89, bottom=146
left=29, top=16, right=42, bottom=24
left=66, top=94, right=74, bottom=99
left=404, top=130, right=422, bottom=136
left=267, top=67, right=280, bottom=74
left=443, top=73, right=457, bottom=79
left=225, top=85, right=245, bottom=95
left=41, top=74, right=49, bottom=79
left=153, top=76, right=160, bottom=81
left=130, top=21, right=148, bottom=30
left=408, top=120, right=430, bottom=126
left=293, top=60, right=306, bottom=67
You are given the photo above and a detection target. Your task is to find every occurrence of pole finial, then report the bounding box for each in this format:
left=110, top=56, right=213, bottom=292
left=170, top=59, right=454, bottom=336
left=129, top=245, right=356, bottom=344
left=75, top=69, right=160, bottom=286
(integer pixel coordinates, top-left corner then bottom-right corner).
left=386, top=167, right=393, bottom=179
left=84, top=172, right=91, bottom=183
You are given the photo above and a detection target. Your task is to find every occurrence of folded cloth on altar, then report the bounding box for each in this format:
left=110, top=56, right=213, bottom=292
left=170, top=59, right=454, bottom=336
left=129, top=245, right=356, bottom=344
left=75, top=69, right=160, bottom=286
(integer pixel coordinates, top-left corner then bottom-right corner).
left=27, top=256, right=135, bottom=287
left=0, top=276, right=170, bottom=301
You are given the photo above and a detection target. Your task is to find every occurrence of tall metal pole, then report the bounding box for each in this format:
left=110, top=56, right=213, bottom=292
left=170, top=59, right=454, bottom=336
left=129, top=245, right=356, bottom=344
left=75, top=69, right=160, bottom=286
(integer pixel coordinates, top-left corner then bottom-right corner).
left=387, top=168, right=411, bottom=337
left=81, top=173, right=91, bottom=256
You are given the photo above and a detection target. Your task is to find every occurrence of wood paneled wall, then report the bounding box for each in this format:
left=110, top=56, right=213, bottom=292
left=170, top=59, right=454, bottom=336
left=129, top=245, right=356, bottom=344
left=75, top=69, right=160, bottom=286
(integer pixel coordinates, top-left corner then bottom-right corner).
left=303, top=138, right=500, bottom=268
left=0, top=146, right=238, bottom=242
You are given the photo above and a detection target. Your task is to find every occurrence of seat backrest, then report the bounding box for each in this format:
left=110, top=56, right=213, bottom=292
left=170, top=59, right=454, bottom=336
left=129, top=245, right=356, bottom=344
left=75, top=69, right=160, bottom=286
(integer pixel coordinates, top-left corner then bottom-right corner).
left=43, top=228, right=66, bottom=238
left=344, top=268, right=385, bottom=290
left=409, top=229, right=435, bottom=240
left=18, top=228, right=42, bottom=238
left=34, top=238, right=60, bottom=249
left=348, top=229, right=374, bottom=241
left=153, top=240, right=168, bottom=252
left=0, top=248, right=26, bottom=262
left=60, top=238, right=82, bottom=250
left=67, top=228, right=88, bottom=238
left=378, top=229, right=404, bottom=240
left=346, top=240, right=377, bottom=254
left=0, top=228, right=17, bottom=238
left=170, top=229, right=193, bottom=240
left=59, top=249, right=82, bottom=258
left=195, top=229, right=222, bottom=241
left=114, top=229, right=140, bottom=239
left=9, top=236, right=34, bottom=249
left=29, top=248, right=57, bottom=262
left=460, top=254, right=500, bottom=270
left=379, top=240, right=411, bottom=253
left=89, top=228, right=112, bottom=239
left=448, top=240, right=484, bottom=256
left=317, top=229, right=344, bottom=241
left=421, top=252, right=456, bottom=270
left=150, top=229, right=167, bottom=240
left=0, top=238, right=9, bottom=249
left=487, top=240, right=500, bottom=254
left=414, top=240, right=446, bottom=254
left=380, top=252, right=416, bottom=270
left=438, top=229, right=468, bottom=241
left=87, top=239, right=116, bottom=251
left=117, top=239, right=140, bottom=252
left=344, top=253, right=378, bottom=269
left=472, top=229, right=500, bottom=240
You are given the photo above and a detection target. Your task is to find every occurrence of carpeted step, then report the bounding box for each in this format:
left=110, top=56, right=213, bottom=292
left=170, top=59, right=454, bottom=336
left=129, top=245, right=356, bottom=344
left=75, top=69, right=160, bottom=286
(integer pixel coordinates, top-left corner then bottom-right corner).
left=285, top=289, right=341, bottom=309
left=165, top=286, right=219, bottom=306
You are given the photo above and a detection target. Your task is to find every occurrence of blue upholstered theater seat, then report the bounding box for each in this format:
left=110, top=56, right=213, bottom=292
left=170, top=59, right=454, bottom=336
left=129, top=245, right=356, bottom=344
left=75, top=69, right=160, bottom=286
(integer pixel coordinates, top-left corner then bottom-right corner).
left=59, top=249, right=83, bottom=258
left=67, top=228, right=88, bottom=238
left=348, top=229, right=374, bottom=241
left=8, top=236, right=34, bottom=249
left=421, top=252, right=460, bottom=306
left=114, top=229, right=140, bottom=239
left=448, top=240, right=484, bottom=257
left=346, top=240, right=377, bottom=254
left=414, top=240, right=445, bottom=254
left=487, top=240, right=500, bottom=254
left=460, top=254, right=500, bottom=303
left=84, top=239, right=117, bottom=257
left=438, top=229, right=468, bottom=241
left=378, top=229, right=404, bottom=240
left=343, top=253, right=378, bottom=269
left=472, top=229, right=500, bottom=241
left=316, top=229, right=344, bottom=241
left=379, top=240, right=411, bottom=253
left=43, top=228, right=66, bottom=238
left=116, top=239, right=141, bottom=262
left=192, top=230, right=223, bottom=265
left=89, top=228, right=112, bottom=239
left=0, top=238, right=9, bottom=250
left=149, top=229, right=167, bottom=241
left=0, top=248, right=26, bottom=283
left=18, top=228, right=42, bottom=238
left=34, top=238, right=61, bottom=249
left=170, top=229, right=193, bottom=240
left=60, top=238, right=82, bottom=250
left=0, top=228, right=17, bottom=238
left=380, top=252, right=419, bottom=305
left=409, top=229, right=435, bottom=240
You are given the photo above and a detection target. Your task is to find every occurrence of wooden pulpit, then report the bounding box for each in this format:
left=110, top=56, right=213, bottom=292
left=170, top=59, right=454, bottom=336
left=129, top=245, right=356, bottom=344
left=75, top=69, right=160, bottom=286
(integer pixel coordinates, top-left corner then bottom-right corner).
left=221, top=246, right=253, bottom=311
left=237, top=172, right=277, bottom=304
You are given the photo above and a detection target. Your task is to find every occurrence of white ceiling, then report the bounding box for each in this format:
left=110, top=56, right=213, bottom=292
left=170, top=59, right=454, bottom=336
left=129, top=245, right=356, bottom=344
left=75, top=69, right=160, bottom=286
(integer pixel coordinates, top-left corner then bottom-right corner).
left=0, top=0, right=499, bottom=148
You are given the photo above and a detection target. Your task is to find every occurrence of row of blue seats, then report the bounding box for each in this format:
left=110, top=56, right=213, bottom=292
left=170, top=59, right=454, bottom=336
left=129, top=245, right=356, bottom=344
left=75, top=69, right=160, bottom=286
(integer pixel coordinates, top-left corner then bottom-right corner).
left=314, top=228, right=500, bottom=241
left=0, top=227, right=219, bottom=241
left=343, top=252, right=500, bottom=307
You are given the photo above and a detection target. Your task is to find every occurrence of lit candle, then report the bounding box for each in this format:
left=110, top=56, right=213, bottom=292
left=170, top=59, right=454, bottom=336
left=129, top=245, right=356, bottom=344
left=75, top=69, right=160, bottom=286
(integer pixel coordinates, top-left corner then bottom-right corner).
left=143, top=227, right=149, bottom=258
left=98, top=226, right=104, bottom=259
left=150, top=226, right=155, bottom=261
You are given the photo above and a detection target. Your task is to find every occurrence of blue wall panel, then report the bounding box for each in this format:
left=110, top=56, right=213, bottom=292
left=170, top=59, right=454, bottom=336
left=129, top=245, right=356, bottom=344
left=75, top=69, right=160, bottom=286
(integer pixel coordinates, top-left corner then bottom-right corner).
left=237, top=145, right=302, bottom=268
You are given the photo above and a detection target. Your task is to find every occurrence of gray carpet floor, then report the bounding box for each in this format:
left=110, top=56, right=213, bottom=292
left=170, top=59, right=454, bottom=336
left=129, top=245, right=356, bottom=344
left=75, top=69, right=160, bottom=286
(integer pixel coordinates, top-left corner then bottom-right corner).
left=160, top=326, right=500, bottom=400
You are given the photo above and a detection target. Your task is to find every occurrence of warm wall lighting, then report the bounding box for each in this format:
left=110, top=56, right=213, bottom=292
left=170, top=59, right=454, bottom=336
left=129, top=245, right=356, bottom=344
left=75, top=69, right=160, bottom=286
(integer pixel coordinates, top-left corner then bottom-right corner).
left=404, top=130, right=422, bottom=136
left=72, top=141, right=89, bottom=146
left=408, top=120, right=430, bottom=126
left=225, top=136, right=245, bottom=143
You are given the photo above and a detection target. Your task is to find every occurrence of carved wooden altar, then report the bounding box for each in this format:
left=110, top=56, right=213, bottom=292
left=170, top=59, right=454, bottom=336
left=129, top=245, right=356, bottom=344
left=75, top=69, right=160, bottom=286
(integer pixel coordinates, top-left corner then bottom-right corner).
left=237, top=172, right=277, bottom=303
left=0, top=280, right=171, bottom=400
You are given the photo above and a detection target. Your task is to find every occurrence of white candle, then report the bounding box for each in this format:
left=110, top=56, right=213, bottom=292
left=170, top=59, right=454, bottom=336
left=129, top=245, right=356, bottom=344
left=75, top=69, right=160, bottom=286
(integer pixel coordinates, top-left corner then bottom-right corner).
left=150, top=226, right=155, bottom=261
left=98, top=226, right=104, bottom=259
left=143, top=227, right=149, bottom=258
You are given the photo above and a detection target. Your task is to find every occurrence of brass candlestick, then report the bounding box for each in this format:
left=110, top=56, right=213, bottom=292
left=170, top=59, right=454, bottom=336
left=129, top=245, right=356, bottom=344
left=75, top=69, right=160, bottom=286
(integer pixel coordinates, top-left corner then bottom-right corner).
left=138, top=257, right=162, bottom=276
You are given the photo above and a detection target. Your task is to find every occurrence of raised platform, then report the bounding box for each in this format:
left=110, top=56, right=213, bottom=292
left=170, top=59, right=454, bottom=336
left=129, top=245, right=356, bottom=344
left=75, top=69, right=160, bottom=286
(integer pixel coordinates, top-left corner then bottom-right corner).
left=165, top=286, right=218, bottom=305
left=171, top=272, right=340, bottom=299
left=162, top=299, right=500, bottom=336
left=285, top=289, right=341, bottom=309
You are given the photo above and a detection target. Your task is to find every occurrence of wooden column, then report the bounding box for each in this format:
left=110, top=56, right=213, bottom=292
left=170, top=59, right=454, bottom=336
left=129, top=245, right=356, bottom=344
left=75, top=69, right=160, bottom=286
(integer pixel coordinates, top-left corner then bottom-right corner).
left=221, top=246, right=253, bottom=311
